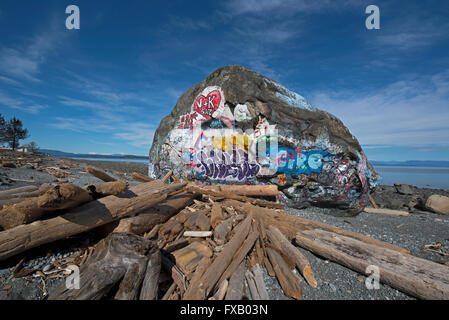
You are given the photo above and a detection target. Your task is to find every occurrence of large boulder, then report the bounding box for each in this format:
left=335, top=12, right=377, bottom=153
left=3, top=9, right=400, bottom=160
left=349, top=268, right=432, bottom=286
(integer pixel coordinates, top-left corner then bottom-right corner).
left=426, top=195, right=449, bottom=215
left=149, top=66, right=381, bottom=212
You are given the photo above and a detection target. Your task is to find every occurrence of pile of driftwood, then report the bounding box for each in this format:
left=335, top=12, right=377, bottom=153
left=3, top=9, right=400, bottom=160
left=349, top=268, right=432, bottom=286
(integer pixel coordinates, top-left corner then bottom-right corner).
left=0, top=167, right=448, bottom=300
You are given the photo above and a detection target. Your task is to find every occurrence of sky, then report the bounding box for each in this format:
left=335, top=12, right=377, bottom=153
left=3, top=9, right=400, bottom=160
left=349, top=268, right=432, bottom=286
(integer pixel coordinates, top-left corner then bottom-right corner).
left=0, top=0, right=448, bottom=161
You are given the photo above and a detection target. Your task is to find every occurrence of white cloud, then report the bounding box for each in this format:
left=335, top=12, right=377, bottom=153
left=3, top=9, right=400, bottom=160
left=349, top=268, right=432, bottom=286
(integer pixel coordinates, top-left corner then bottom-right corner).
left=309, top=70, right=449, bottom=147
left=0, top=91, right=46, bottom=114
left=0, top=17, right=67, bottom=82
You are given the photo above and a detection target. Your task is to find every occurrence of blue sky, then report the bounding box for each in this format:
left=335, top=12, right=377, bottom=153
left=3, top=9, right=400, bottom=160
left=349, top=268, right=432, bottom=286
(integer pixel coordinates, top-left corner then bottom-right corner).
left=0, top=0, right=448, bottom=161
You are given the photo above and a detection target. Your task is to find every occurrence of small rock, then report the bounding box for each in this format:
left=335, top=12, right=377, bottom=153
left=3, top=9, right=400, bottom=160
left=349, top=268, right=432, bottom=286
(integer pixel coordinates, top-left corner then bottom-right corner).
left=42, top=264, right=52, bottom=272
left=426, top=195, right=449, bottom=215
left=394, top=184, right=415, bottom=195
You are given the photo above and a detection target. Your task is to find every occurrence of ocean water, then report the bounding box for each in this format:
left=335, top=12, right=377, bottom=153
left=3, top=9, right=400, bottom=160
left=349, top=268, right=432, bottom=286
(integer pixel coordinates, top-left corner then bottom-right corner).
left=373, top=165, right=449, bottom=190
left=67, top=157, right=149, bottom=164
left=67, top=157, right=449, bottom=190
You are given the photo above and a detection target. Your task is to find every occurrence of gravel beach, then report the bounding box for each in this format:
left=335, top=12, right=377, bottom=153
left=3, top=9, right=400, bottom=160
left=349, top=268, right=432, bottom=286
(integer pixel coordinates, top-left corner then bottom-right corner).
left=0, top=153, right=448, bottom=300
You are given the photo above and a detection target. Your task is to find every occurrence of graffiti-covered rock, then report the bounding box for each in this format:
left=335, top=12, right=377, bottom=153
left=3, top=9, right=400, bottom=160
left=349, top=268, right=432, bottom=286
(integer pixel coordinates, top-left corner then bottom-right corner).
left=149, top=65, right=381, bottom=213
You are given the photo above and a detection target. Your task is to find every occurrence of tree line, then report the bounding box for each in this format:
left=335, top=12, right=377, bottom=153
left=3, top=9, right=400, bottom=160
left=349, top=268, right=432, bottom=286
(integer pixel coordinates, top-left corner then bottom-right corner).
left=0, top=113, right=38, bottom=152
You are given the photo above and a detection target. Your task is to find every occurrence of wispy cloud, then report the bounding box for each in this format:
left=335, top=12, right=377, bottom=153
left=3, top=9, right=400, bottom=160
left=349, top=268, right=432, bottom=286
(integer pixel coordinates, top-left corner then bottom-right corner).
left=0, top=16, right=67, bottom=82
left=0, top=91, right=46, bottom=114
left=309, top=70, right=449, bottom=147
left=372, top=18, right=449, bottom=50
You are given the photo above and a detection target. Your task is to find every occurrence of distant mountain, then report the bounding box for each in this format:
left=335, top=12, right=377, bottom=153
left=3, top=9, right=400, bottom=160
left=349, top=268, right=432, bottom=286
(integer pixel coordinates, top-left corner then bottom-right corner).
left=372, top=160, right=449, bottom=168
left=39, top=149, right=147, bottom=160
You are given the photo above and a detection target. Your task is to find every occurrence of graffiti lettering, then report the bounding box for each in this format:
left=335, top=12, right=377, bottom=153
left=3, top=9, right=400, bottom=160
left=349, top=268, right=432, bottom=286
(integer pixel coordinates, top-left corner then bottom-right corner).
left=193, top=90, right=221, bottom=119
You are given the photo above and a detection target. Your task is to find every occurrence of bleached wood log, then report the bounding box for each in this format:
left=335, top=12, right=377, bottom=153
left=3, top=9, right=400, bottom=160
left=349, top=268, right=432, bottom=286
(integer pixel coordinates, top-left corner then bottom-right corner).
left=207, top=185, right=279, bottom=197
left=186, top=186, right=283, bottom=209
left=364, top=207, right=409, bottom=216
left=266, top=247, right=303, bottom=300
left=112, top=193, right=194, bottom=235
left=86, top=167, right=116, bottom=182
left=295, top=229, right=449, bottom=300
left=266, top=225, right=317, bottom=288
left=183, top=231, right=212, bottom=237
left=131, top=172, right=154, bottom=183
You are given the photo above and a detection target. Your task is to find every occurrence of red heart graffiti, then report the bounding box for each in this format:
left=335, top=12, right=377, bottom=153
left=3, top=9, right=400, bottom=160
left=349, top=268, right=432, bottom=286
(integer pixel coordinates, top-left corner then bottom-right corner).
left=193, top=90, right=221, bottom=119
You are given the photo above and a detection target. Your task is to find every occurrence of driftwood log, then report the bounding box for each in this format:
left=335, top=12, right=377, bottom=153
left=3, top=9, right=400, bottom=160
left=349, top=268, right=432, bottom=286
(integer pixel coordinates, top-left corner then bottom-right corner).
left=0, top=186, right=39, bottom=200
left=266, top=247, right=303, bottom=300
left=266, top=225, right=317, bottom=288
left=112, top=193, right=195, bottom=235
left=131, top=172, right=155, bottom=183
left=205, top=185, right=278, bottom=197
left=295, top=229, right=449, bottom=300
left=364, top=207, right=409, bottom=216
left=48, top=232, right=160, bottom=300
left=224, top=199, right=409, bottom=254
left=85, top=181, right=128, bottom=198
left=86, top=167, right=116, bottom=182
left=0, top=182, right=186, bottom=261
left=224, top=261, right=246, bottom=300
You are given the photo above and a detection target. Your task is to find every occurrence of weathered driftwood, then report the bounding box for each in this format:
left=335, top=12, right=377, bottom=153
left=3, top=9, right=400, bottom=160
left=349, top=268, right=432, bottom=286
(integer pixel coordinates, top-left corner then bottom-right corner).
left=48, top=233, right=158, bottom=300
left=38, top=183, right=93, bottom=211
left=0, top=182, right=186, bottom=261
left=224, top=199, right=409, bottom=254
left=224, top=261, right=246, bottom=300
left=266, top=225, right=317, bottom=288
left=266, top=247, right=303, bottom=300
left=295, top=229, right=449, bottom=300
left=251, top=264, right=269, bottom=300
left=0, top=183, right=97, bottom=230
left=139, top=250, right=161, bottom=300
left=183, top=256, right=211, bottom=299
left=206, top=185, right=279, bottom=197
left=186, top=216, right=252, bottom=300
left=186, top=186, right=283, bottom=209
left=0, top=185, right=39, bottom=200
left=183, top=231, right=212, bottom=237
left=131, top=172, right=155, bottom=183
left=0, top=198, right=45, bottom=230
left=368, top=194, right=379, bottom=209
left=218, top=230, right=259, bottom=285
left=171, top=241, right=212, bottom=275
left=210, top=202, right=225, bottom=228
left=364, top=207, right=409, bottom=216
left=85, top=181, right=128, bottom=198
left=112, top=193, right=194, bottom=235
left=86, top=167, right=116, bottom=182
left=210, top=279, right=228, bottom=300
left=161, top=254, right=187, bottom=295
left=162, top=169, right=173, bottom=183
